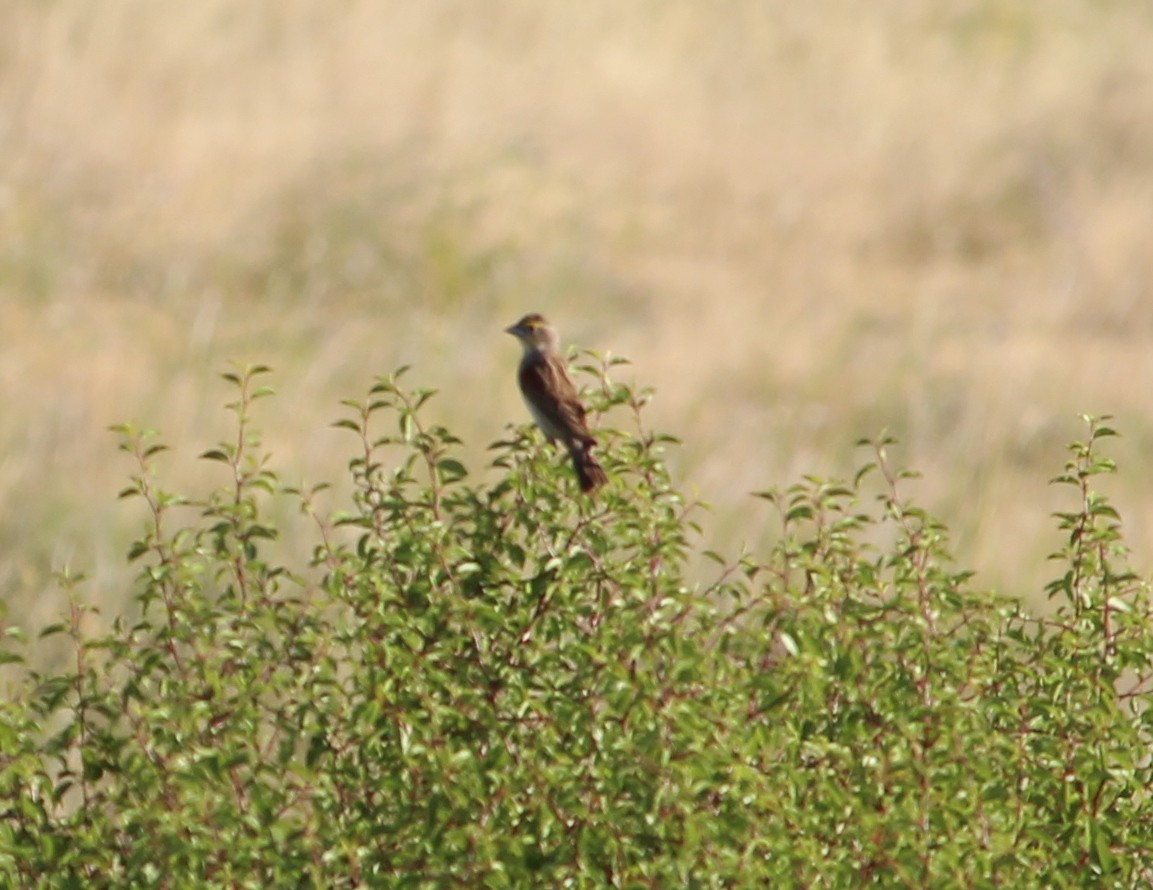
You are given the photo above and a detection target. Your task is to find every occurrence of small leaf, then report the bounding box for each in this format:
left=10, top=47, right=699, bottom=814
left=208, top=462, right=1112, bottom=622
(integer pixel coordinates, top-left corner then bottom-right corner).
left=437, top=458, right=468, bottom=484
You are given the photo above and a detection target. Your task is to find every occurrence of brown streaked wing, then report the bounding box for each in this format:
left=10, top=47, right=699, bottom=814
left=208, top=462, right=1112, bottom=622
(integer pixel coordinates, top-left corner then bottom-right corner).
left=519, top=352, right=593, bottom=442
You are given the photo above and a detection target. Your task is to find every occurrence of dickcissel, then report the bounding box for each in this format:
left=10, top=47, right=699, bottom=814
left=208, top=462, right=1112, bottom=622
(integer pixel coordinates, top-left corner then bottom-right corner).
left=505, top=313, right=608, bottom=494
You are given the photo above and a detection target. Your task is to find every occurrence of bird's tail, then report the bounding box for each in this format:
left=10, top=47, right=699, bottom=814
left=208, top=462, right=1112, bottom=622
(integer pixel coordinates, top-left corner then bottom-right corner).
left=570, top=442, right=608, bottom=494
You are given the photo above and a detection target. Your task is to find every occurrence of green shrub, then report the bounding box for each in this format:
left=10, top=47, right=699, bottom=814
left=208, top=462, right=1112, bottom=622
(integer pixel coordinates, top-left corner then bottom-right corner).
left=0, top=365, right=1150, bottom=888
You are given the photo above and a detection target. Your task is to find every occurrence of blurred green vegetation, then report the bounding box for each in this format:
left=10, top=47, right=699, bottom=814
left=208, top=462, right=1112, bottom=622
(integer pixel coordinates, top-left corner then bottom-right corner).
left=1, top=369, right=1149, bottom=886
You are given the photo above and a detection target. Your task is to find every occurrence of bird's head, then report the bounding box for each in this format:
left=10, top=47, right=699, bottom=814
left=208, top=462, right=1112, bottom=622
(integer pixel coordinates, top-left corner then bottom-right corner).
left=505, top=313, right=559, bottom=353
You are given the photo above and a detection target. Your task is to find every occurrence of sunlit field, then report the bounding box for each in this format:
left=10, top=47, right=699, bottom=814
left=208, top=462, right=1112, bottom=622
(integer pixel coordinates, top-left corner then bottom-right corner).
left=3, top=0, right=1153, bottom=633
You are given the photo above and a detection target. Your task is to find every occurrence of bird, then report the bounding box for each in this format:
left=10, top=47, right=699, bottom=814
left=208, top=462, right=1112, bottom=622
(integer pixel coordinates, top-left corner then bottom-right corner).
left=505, top=313, right=608, bottom=494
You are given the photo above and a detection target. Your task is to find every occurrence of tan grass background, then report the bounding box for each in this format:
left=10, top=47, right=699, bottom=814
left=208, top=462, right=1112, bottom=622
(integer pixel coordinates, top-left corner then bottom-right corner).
left=3, top=0, right=1153, bottom=630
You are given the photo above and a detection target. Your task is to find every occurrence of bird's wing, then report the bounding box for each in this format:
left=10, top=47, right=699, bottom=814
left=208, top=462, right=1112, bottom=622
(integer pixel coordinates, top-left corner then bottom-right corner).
left=519, top=353, right=593, bottom=442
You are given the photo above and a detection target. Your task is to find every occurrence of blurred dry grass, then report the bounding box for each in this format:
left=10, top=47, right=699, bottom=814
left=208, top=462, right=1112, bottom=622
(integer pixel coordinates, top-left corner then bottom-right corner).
left=3, top=0, right=1153, bottom=629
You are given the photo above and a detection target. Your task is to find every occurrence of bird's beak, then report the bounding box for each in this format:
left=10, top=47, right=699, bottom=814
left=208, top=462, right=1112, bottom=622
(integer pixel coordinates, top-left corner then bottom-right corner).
left=505, top=324, right=522, bottom=337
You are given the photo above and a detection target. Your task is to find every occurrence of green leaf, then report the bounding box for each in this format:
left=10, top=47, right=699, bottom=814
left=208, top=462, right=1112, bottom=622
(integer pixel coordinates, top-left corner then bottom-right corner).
left=436, top=458, right=468, bottom=484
